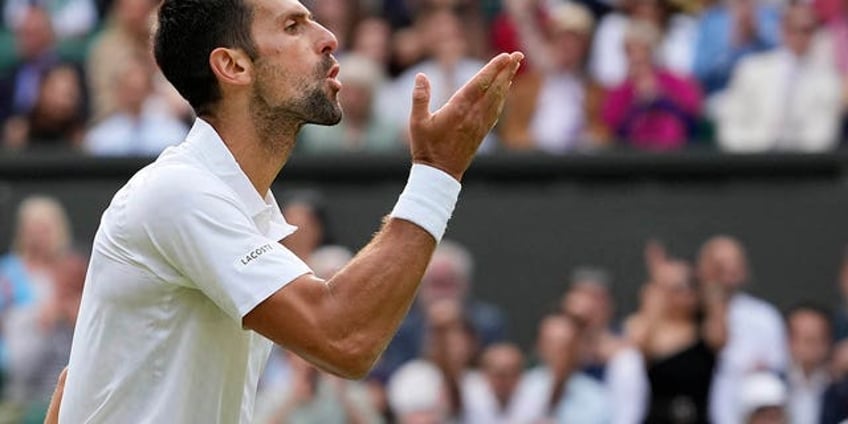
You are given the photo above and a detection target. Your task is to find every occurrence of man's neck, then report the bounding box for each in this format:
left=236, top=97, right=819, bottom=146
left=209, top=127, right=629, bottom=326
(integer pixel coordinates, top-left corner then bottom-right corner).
left=203, top=111, right=298, bottom=197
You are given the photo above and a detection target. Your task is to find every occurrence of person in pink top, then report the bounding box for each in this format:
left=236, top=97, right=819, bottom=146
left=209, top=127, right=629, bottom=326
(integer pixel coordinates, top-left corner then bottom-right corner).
left=602, top=20, right=702, bottom=151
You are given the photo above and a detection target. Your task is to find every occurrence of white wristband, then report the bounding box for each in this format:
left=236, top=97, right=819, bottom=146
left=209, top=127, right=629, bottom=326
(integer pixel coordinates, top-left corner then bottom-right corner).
left=390, top=164, right=462, bottom=242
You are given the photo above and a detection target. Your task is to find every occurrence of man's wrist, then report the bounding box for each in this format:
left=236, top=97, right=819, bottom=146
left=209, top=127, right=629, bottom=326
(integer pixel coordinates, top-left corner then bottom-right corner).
left=390, top=164, right=462, bottom=242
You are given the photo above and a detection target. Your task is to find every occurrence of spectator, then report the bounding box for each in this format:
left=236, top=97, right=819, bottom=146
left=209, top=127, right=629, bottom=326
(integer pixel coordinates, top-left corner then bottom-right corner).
left=785, top=303, right=833, bottom=424
left=281, top=191, right=333, bottom=260
left=86, top=0, right=182, bottom=122
left=376, top=240, right=507, bottom=376
left=500, top=0, right=597, bottom=153
left=83, top=55, right=189, bottom=156
left=0, top=196, right=72, bottom=395
left=739, top=372, right=789, bottom=424
left=563, top=267, right=649, bottom=424
left=377, top=7, right=492, bottom=149
left=253, top=351, right=382, bottom=424
left=698, top=235, right=788, bottom=424
left=463, top=343, right=525, bottom=423
left=693, top=0, right=780, bottom=98
left=0, top=5, right=61, bottom=126
left=5, top=63, right=87, bottom=150
left=624, top=259, right=727, bottom=424
left=510, top=314, right=610, bottom=423
left=601, top=20, right=702, bottom=150
left=422, top=298, right=482, bottom=422
left=589, top=0, right=698, bottom=88
left=717, top=3, right=842, bottom=153
left=299, top=54, right=402, bottom=154
left=821, top=339, right=848, bottom=424
left=812, top=0, right=848, bottom=136
left=4, top=0, right=98, bottom=40
left=387, top=360, right=450, bottom=424
left=349, top=16, right=393, bottom=68
left=4, top=251, right=86, bottom=423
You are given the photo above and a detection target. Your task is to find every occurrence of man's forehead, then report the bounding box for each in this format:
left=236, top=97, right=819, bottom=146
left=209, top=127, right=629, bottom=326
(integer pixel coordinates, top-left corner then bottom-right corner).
left=249, top=0, right=310, bottom=18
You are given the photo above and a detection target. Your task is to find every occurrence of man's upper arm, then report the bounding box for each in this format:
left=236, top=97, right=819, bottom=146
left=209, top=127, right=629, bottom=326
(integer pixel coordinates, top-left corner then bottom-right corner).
left=242, top=273, right=356, bottom=375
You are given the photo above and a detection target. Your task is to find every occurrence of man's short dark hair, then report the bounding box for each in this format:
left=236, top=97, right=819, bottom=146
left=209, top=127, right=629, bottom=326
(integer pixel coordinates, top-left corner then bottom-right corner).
left=154, top=0, right=259, bottom=115
left=786, top=302, right=833, bottom=333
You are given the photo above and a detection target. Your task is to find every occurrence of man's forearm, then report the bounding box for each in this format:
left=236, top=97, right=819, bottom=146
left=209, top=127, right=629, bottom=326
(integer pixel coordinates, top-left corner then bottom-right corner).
left=321, top=218, right=436, bottom=371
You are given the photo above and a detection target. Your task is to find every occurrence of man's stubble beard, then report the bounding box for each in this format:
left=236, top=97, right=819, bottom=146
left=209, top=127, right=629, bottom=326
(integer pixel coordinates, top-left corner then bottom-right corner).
left=249, top=57, right=343, bottom=154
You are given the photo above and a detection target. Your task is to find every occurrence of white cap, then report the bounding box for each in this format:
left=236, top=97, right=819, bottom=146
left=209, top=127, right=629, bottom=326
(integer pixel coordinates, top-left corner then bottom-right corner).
left=739, top=372, right=787, bottom=419
left=387, top=360, right=446, bottom=415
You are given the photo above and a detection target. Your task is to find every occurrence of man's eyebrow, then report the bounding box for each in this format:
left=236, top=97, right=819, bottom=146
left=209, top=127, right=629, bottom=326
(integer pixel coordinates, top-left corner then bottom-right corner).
left=276, top=11, right=313, bottom=23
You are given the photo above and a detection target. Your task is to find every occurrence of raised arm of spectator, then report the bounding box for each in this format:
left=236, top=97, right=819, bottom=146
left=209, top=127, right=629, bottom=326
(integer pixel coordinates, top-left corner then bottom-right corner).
left=243, top=52, right=524, bottom=379
left=700, top=279, right=729, bottom=351
left=504, top=0, right=555, bottom=73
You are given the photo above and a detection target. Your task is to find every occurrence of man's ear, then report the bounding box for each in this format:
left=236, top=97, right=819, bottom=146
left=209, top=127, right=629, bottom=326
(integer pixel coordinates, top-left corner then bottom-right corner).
left=209, top=47, right=254, bottom=87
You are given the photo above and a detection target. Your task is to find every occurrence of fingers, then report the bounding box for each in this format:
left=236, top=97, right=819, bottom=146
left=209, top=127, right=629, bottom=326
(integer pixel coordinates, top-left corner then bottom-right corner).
left=410, top=73, right=432, bottom=125
left=479, top=53, right=524, bottom=121
left=453, top=53, right=514, bottom=105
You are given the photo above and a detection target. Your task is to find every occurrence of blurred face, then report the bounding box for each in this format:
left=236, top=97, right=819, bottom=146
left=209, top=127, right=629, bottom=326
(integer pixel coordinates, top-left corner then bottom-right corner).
left=625, top=39, right=654, bottom=74
left=789, top=310, right=831, bottom=372
left=117, top=0, right=157, bottom=37
left=420, top=256, right=468, bottom=306
left=783, top=7, right=818, bottom=56
left=37, top=67, right=82, bottom=121
left=424, top=10, right=467, bottom=65
left=654, top=261, right=697, bottom=317
left=698, top=238, right=749, bottom=292
left=15, top=6, right=54, bottom=60
left=353, top=18, right=391, bottom=65
left=247, top=0, right=342, bottom=143
left=550, top=30, right=588, bottom=70
left=631, top=0, right=663, bottom=24
left=117, top=63, right=154, bottom=112
left=561, top=283, right=612, bottom=331
left=16, top=201, right=68, bottom=260
left=282, top=203, right=323, bottom=258
left=482, top=345, right=524, bottom=406
left=537, top=317, right=577, bottom=373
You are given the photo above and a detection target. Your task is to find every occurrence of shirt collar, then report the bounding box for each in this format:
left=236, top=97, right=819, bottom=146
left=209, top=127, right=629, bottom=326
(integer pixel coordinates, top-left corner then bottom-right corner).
left=182, top=118, right=298, bottom=239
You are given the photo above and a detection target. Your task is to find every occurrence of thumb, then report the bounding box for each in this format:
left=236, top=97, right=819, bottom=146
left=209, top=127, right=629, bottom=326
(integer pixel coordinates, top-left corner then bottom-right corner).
left=410, top=73, right=431, bottom=124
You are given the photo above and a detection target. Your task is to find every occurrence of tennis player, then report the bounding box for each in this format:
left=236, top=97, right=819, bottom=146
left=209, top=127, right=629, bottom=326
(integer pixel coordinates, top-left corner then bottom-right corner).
left=53, top=0, right=522, bottom=422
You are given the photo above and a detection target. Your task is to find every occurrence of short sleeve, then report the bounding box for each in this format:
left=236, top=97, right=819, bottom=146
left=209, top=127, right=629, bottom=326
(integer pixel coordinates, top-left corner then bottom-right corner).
left=140, top=172, right=312, bottom=323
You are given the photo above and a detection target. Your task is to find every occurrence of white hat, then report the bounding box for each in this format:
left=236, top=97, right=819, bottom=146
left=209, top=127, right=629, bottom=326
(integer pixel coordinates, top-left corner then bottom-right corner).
left=739, top=372, right=787, bottom=419
left=549, top=2, right=595, bottom=35
left=387, top=360, right=446, bottom=415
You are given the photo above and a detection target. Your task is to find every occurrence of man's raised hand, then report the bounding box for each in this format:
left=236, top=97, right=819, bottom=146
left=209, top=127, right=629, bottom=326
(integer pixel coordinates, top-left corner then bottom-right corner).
left=408, top=52, right=524, bottom=181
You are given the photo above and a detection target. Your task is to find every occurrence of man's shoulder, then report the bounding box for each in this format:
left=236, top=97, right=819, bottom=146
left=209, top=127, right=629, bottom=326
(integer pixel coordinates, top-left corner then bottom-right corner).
left=131, top=152, right=228, bottom=203
left=111, top=151, right=241, bottom=229
left=732, top=292, right=783, bottom=323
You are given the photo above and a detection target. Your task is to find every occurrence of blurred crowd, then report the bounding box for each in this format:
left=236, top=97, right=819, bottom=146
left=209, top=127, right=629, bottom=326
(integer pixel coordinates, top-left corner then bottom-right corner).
left=2, top=0, right=848, bottom=154
left=2, top=193, right=848, bottom=424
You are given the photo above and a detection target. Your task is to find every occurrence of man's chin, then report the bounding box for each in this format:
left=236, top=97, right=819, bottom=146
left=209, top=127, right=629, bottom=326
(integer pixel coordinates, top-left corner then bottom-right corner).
left=307, top=105, right=343, bottom=126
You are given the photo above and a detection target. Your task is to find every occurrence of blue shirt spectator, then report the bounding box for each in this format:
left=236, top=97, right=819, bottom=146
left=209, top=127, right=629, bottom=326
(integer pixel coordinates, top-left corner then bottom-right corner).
left=693, top=0, right=781, bottom=95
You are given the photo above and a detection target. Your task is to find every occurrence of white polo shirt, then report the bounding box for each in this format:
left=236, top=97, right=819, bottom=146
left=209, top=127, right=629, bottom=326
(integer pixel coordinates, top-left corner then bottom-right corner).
left=60, top=119, right=313, bottom=423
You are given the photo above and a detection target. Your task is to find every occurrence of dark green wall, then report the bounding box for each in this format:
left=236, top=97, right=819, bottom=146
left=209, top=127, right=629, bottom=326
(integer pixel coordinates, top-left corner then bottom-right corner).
left=2, top=153, right=847, bottom=347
